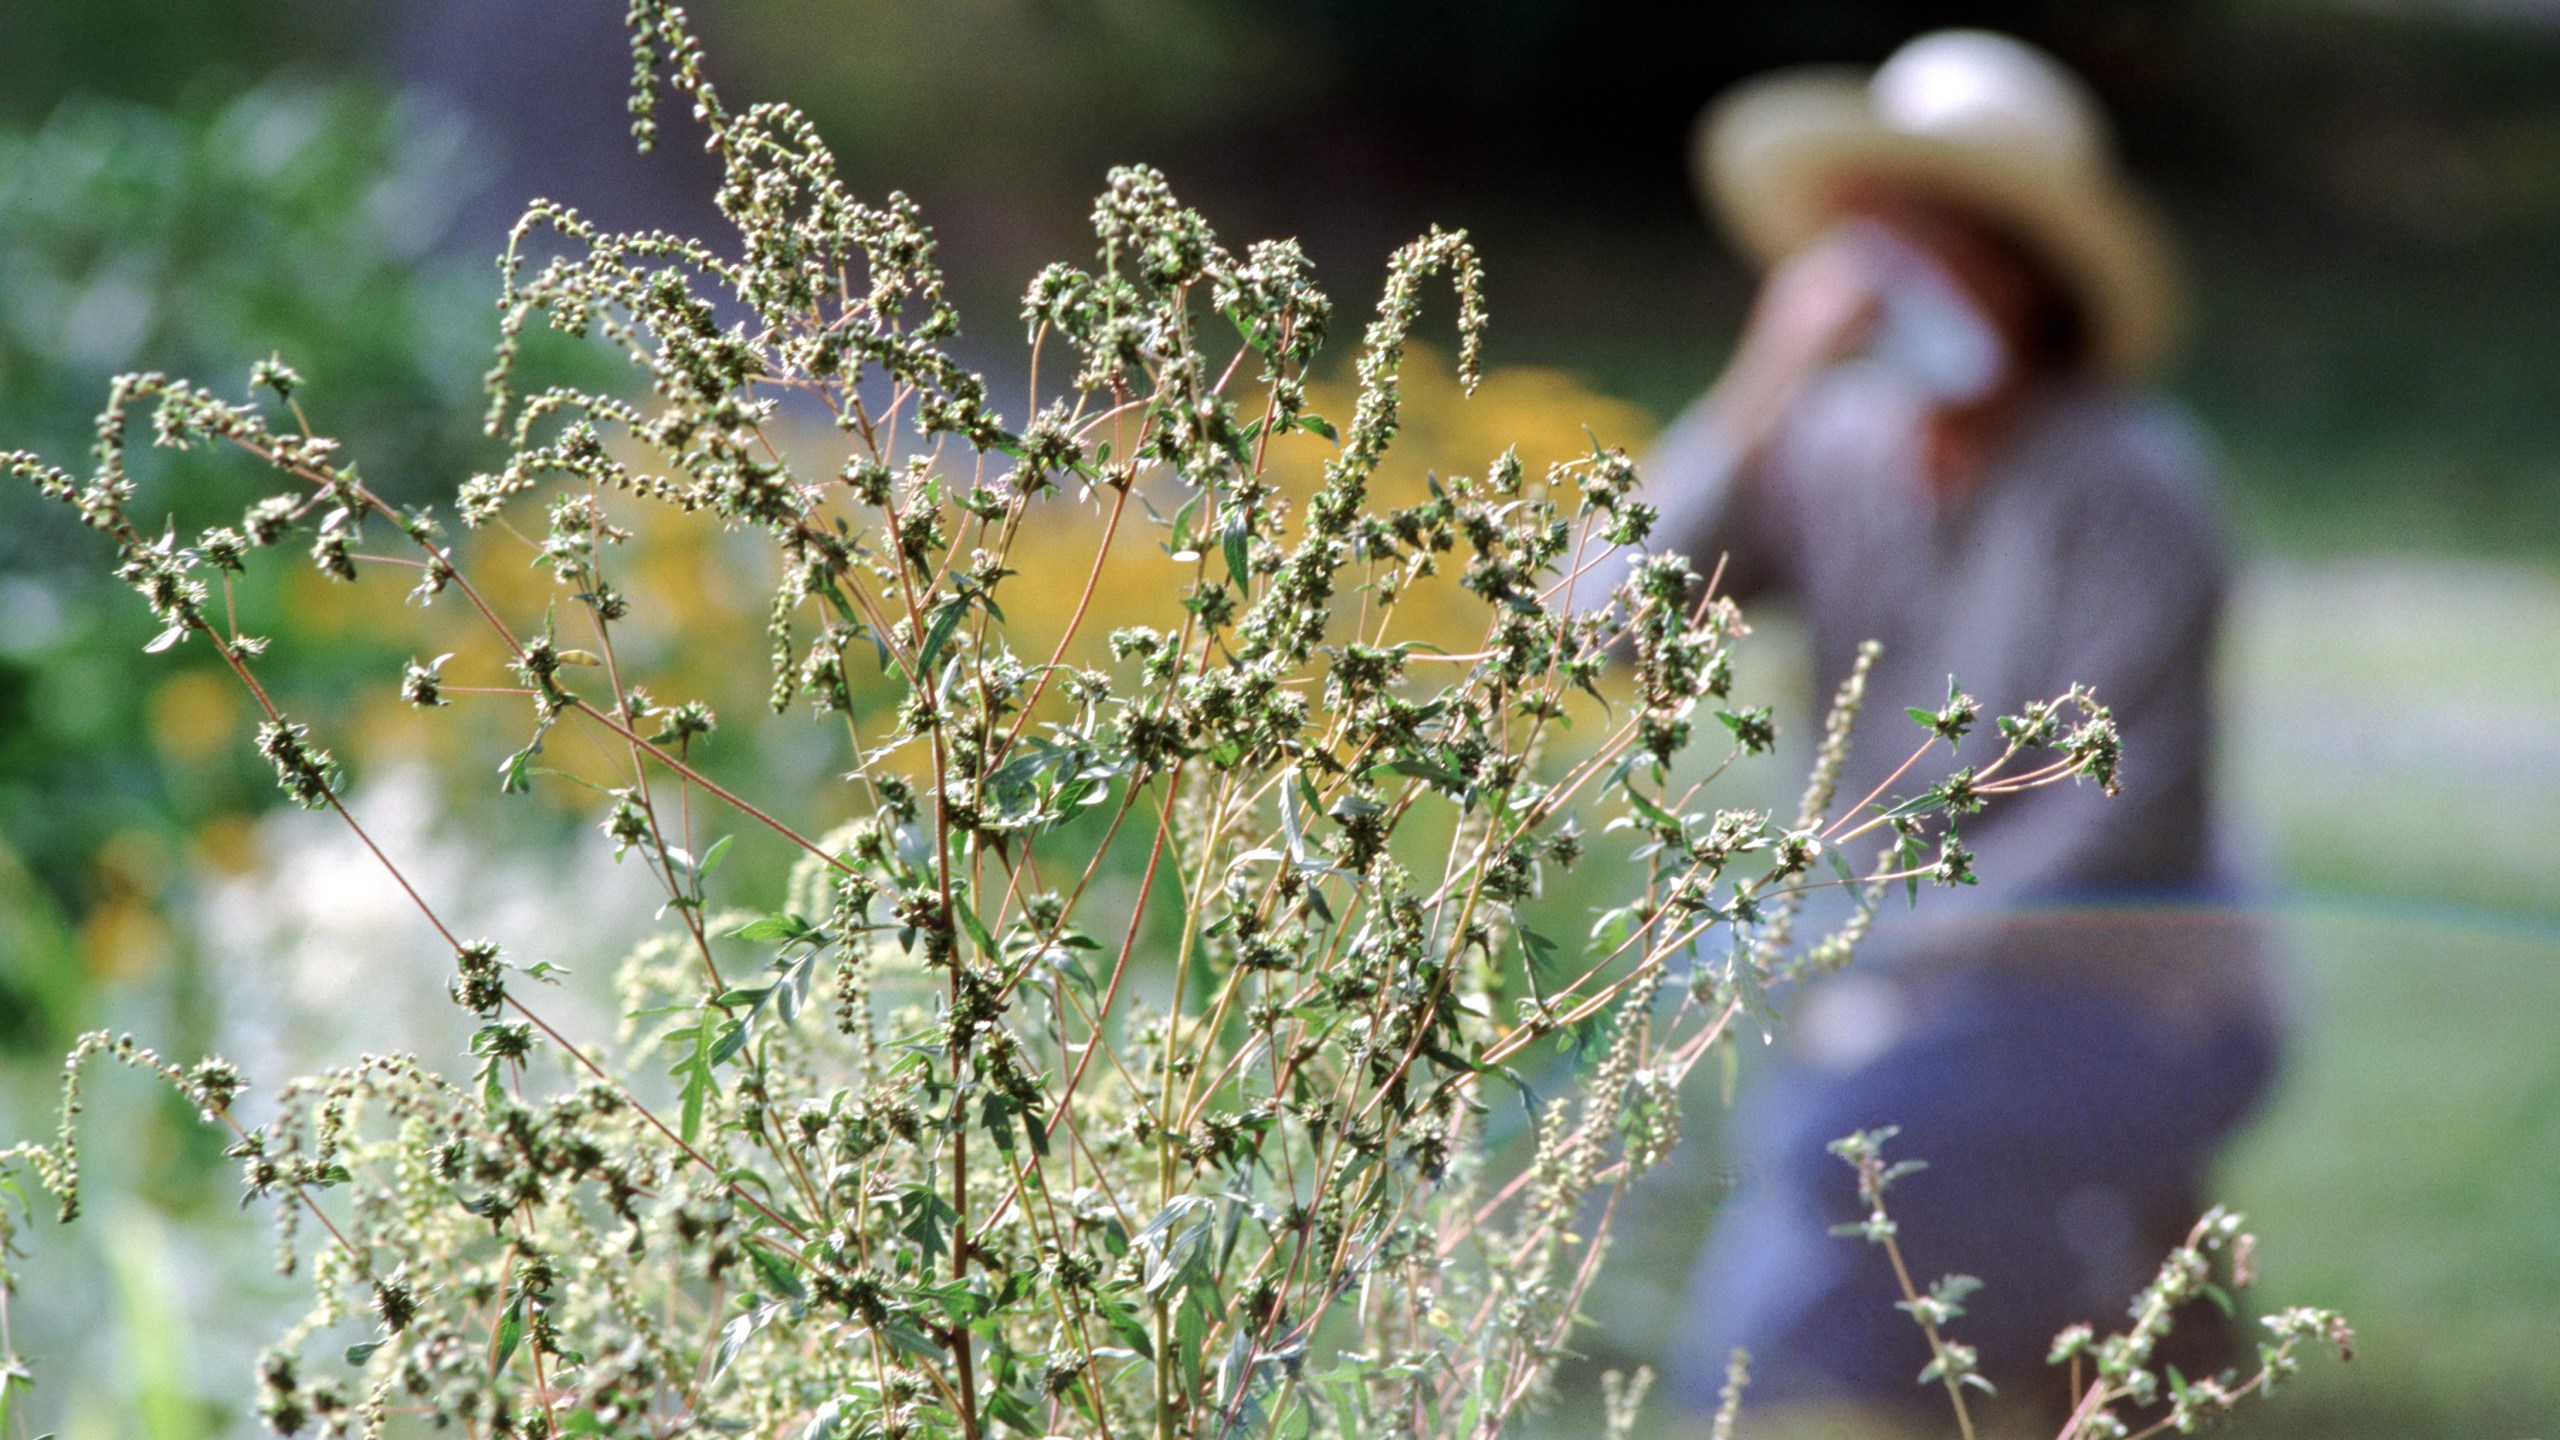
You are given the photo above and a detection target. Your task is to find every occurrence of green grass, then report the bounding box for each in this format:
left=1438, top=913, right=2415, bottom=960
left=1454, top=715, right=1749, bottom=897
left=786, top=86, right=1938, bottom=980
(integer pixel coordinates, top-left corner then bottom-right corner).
left=2219, top=905, right=2560, bottom=1438
left=2208, top=556, right=2560, bottom=1436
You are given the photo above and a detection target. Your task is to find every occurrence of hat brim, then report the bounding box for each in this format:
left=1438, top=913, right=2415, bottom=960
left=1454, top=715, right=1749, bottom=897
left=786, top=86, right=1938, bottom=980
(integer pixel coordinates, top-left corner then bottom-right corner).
left=1697, top=72, right=2181, bottom=378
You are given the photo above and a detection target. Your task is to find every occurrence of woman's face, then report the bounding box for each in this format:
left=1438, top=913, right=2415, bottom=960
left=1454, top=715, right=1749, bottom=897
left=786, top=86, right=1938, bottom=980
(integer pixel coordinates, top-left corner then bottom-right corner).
left=1831, top=184, right=2069, bottom=385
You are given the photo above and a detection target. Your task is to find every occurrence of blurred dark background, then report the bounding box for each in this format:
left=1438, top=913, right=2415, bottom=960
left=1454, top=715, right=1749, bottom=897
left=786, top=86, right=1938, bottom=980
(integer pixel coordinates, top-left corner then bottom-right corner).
left=3, top=2, right=2555, bottom=1436
left=17, top=0, right=2560, bottom=549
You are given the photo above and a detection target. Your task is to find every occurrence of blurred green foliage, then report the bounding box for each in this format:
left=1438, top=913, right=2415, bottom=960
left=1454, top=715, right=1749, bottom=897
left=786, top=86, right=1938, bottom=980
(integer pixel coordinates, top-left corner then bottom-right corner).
left=0, top=85, right=486, bottom=502
left=0, top=0, right=324, bottom=120
left=0, top=77, right=602, bottom=1053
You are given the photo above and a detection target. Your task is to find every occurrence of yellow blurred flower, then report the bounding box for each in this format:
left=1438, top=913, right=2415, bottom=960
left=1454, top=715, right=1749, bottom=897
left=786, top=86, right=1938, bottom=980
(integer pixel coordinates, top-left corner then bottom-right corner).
left=146, top=666, right=243, bottom=764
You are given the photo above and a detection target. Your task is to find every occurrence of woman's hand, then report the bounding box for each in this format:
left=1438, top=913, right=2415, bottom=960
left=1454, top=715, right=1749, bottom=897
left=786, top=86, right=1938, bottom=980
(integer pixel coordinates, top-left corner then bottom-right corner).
left=1735, top=225, right=1885, bottom=389
left=1704, top=225, right=1885, bottom=463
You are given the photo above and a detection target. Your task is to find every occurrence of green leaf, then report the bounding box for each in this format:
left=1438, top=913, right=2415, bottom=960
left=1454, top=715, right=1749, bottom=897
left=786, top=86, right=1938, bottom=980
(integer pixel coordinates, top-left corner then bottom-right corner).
left=1156, top=486, right=1206, bottom=561
left=898, top=1183, right=960, bottom=1264
left=883, top=1323, right=942, bottom=1363
left=1298, top=413, right=1339, bottom=443
left=1881, top=783, right=1952, bottom=821
left=773, top=951, right=817, bottom=1027
left=697, top=833, right=735, bottom=879
left=799, top=1397, right=848, bottom=1440
left=953, top=892, right=997, bottom=961
left=1096, top=1300, right=1155, bottom=1360
left=1278, top=772, right=1308, bottom=863
left=707, top=1016, right=752, bottom=1068
left=496, top=744, right=536, bottom=795
left=344, top=1339, right=385, bottom=1365
left=1828, top=845, right=1858, bottom=887
left=1221, top=513, right=1252, bottom=588
left=491, top=1293, right=526, bottom=1372
left=1176, top=1291, right=1211, bottom=1394
left=672, top=1021, right=715, bottom=1143
left=1620, top=786, right=1679, bottom=830
left=1514, top=927, right=1561, bottom=989
left=1136, top=1197, right=1217, bottom=1296
left=987, top=1387, right=1040, bottom=1435
left=709, top=1303, right=776, bottom=1384
left=1379, top=757, right=1466, bottom=791
left=1028, top=942, right=1101, bottom=1006
left=916, top=594, right=969, bottom=675
left=743, top=1239, right=808, bottom=1301
left=727, top=912, right=816, bottom=943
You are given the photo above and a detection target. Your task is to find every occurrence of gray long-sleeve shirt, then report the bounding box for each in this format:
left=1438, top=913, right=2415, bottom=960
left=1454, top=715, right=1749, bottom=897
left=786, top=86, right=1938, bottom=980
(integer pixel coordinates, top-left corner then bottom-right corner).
left=1633, top=362, right=2272, bottom=1033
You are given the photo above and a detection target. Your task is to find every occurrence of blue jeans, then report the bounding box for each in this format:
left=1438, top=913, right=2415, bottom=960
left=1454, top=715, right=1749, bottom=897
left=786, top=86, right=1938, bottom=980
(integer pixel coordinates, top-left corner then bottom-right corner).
left=1674, top=975, right=2279, bottom=1425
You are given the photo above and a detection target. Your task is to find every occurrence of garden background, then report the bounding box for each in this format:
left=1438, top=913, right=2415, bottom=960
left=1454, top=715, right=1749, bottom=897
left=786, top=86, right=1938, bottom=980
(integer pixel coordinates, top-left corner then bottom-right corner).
left=1, top=0, right=2553, bottom=1435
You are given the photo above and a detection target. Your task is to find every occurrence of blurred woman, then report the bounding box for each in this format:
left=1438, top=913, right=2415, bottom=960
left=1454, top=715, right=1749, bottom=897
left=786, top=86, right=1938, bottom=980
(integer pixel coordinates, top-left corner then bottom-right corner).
left=1613, top=30, right=2281, bottom=1433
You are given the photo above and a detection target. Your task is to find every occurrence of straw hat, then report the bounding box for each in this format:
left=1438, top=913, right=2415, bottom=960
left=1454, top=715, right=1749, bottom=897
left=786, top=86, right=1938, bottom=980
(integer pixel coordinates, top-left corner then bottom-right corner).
left=1697, top=30, right=2181, bottom=377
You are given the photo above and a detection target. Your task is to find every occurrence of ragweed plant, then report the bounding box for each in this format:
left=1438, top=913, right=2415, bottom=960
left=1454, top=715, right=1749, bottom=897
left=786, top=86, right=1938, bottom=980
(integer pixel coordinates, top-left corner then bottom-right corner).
left=1829, top=1128, right=2354, bottom=1440
left=0, top=6, right=2279, bottom=1439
